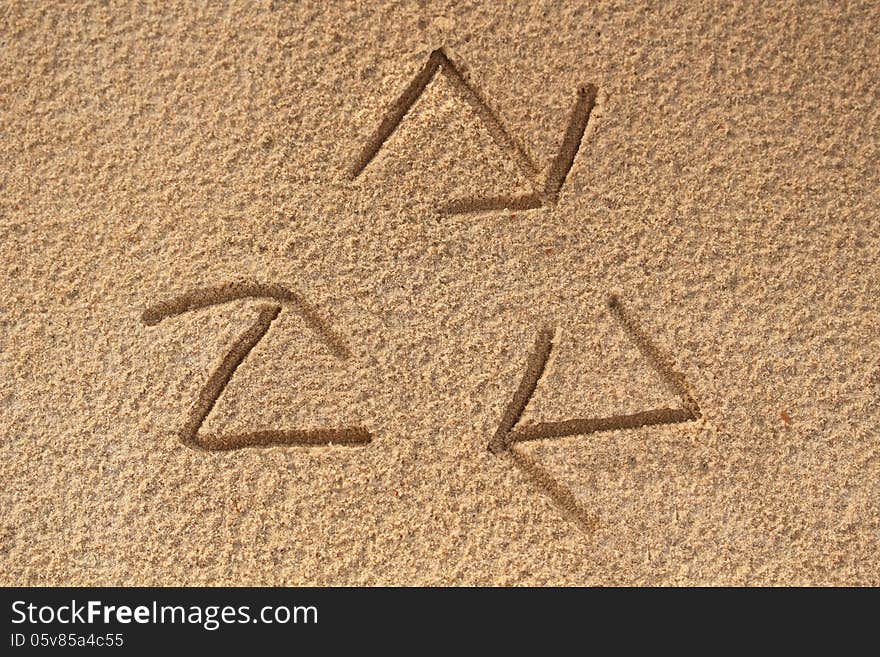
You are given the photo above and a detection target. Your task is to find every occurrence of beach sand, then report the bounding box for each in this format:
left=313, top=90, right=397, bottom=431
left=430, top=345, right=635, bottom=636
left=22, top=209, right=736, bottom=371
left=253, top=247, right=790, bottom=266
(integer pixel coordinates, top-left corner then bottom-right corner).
left=1, top=0, right=878, bottom=585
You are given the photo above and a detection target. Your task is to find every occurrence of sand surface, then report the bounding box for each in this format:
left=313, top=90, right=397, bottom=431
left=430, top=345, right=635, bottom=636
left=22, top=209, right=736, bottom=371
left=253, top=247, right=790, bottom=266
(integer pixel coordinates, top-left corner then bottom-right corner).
left=1, top=0, right=878, bottom=585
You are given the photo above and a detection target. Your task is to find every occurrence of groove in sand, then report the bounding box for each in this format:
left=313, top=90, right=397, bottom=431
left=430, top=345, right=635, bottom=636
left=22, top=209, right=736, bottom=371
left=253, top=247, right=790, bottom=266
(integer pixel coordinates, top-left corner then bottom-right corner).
left=143, top=283, right=371, bottom=451
left=350, top=47, right=598, bottom=214
left=142, top=281, right=351, bottom=360
left=490, top=295, right=701, bottom=533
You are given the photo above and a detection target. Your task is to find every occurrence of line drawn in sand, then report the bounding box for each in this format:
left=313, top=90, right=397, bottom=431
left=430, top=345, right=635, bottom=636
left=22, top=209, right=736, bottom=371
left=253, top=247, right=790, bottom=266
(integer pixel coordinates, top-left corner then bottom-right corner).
left=142, top=282, right=372, bottom=451
left=490, top=295, right=702, bottom=533
left=349, top=47, right=597, bottom=215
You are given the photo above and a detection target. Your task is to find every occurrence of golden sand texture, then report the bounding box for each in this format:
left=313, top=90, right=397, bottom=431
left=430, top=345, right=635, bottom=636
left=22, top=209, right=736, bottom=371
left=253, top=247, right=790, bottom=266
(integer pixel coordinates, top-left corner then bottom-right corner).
left=1, top=1, right=878, bottom=585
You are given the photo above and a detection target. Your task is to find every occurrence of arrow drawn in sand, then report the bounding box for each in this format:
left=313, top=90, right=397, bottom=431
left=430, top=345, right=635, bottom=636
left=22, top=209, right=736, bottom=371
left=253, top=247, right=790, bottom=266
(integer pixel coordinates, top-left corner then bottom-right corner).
left=350, top=47, right=597, bottom=215
left=490, top=295, right=702, bottom=533
left=142, top=282, right=372, bottom=451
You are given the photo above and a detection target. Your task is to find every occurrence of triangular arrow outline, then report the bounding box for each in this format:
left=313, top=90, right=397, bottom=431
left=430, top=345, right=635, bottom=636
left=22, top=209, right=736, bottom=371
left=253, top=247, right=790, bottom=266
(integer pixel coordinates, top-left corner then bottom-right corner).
left=142, top=282, right=372, bottom=451
left=489, top=294, right=702, bottom=532
left=350, top=47, right=597, bottom=214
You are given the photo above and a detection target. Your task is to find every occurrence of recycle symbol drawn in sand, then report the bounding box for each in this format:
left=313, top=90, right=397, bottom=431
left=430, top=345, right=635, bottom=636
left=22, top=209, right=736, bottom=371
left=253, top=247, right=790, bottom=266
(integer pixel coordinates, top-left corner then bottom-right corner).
left=141, top=49, right=702, bottom=533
